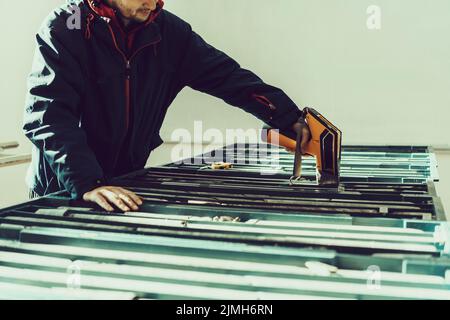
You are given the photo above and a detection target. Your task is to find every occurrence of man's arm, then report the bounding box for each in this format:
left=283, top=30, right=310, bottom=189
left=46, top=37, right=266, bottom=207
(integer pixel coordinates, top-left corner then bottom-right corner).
left=173, top=17, right=304, bottom=131
left=23, top=25, right=104, bottom=199
left=23, top=22, right=142, bottom=211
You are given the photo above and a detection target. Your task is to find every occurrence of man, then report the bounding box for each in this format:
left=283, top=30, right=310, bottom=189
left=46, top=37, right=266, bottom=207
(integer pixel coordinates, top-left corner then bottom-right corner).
left=23, top=0, right=311, bottom=212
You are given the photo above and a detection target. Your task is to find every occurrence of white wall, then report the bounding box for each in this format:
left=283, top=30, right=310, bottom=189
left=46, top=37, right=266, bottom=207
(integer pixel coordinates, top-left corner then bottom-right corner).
left=161, top=0, right=450, bottom=146
left=0, top=0, right=63, bottom=153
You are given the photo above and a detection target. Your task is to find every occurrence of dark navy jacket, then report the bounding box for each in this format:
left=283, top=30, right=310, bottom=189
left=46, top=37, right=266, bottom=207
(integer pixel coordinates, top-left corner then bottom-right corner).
left=23, top=0, right=302, bottom=199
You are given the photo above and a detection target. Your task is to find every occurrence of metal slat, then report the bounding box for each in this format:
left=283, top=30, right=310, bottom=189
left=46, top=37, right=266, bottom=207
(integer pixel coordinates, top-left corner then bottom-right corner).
left=0, top=254, right=449, bottom=300
left=0, top=265, right=349, bottom=300
left=0, top=282, right=135, bottom=300
left=0, top=219, right=438, bottom=255
left=0, top=238, right=446, bottom=278
left=26, top=210, right=439, bottom=243
left=33, top=208, right=430, bottom=235
left=0, top=206, right=445, bottom=255
left=172, top=143, right=439, bottom=182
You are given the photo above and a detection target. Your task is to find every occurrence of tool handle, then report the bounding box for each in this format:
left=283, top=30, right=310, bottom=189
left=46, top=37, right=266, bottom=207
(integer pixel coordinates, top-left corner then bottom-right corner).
left=292, top=119, right=304, bottom=178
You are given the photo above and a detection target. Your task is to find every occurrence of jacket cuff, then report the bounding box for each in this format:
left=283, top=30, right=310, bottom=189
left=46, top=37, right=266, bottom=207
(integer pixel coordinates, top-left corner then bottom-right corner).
left=269, top=108, right=303, bottom=131
left=70, top=178, right=106, bottom=200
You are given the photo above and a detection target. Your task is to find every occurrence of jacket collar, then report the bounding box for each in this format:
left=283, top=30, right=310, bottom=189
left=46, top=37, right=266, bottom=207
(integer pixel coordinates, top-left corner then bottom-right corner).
left=86, top=0, right=164, bottom=29
left=85, top=0, right=163, bottom=54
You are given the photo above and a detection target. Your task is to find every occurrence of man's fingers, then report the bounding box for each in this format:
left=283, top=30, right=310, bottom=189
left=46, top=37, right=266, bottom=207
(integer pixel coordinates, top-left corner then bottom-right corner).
left=300, top=136, right=309, bottom=153
left=94, top=193, right=114, bottom=212
left=285, top=148, right=295, bottom=154
left=83, top=186, right=144, bottom=213
left=118, top=192, right=139, bottom=211
left=100, top=189, right=131, bottom=212
left=118, top=188, right=143, bottom=206
left=299, top=125, right=311, bottom=154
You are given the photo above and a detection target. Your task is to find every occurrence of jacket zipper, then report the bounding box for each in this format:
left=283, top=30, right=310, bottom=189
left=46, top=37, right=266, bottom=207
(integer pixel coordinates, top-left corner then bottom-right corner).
left=106, top=24, right=161, bottom=171
left=125, top=60, right=131, bottom=129
left=106, top=24, right=162, bottom=130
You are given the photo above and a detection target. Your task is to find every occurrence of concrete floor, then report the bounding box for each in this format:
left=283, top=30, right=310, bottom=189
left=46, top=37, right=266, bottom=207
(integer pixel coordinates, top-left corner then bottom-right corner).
left=1, top=144, right=449, bottom=221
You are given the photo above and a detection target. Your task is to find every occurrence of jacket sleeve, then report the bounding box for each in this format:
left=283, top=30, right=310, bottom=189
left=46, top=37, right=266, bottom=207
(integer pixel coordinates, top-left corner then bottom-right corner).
left=23, top=23, right=104, bottom=199
left=175, top=21, right=303, bottom=130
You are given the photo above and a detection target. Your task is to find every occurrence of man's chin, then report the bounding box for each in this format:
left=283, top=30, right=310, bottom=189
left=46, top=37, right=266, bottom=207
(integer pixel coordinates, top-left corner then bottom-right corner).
left=133, top=12, right=151, bottom=23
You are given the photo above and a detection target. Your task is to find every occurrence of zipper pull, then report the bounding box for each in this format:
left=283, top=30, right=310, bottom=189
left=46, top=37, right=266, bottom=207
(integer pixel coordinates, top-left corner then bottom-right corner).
left=126, top=61, right=131, bottom=79
left=253, top=94, right=277, bottom=111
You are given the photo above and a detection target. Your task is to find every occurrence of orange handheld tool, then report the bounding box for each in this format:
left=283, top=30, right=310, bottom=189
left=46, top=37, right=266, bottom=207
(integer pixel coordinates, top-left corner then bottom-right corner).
left=262, top=108, right=342, bottom=187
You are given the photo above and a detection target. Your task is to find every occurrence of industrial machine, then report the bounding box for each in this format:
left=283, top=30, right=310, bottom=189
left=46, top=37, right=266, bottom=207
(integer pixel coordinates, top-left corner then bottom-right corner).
left=0, top=144, right=448, bottom=299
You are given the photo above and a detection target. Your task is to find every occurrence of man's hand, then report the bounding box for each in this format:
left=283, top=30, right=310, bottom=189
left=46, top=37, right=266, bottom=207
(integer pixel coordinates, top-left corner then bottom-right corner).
left=83, top=186, right=143, bottom=212
left=286, top=118, right=311, bottom=154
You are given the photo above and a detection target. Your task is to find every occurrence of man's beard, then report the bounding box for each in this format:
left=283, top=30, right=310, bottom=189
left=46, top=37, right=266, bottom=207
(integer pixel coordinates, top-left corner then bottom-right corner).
left=108, top=0, right=153, bottom=23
